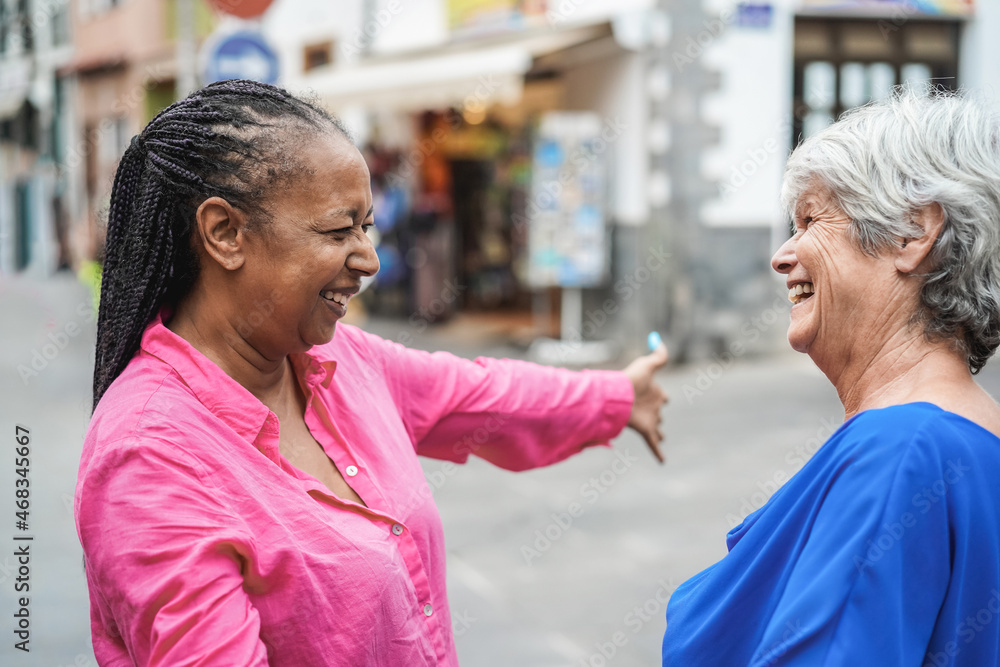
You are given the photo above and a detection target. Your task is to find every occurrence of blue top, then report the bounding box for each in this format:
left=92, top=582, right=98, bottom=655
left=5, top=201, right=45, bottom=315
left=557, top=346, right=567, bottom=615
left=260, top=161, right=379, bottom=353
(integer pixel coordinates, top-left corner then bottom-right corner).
left=663, top=402, right=1000, bottom=666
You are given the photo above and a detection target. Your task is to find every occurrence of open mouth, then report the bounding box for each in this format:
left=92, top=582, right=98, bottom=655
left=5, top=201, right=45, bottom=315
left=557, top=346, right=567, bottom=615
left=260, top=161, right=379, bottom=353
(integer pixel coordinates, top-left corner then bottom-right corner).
left=321, top=290, right=351, bottom=308
left=788, top=282, right=814, bottom=305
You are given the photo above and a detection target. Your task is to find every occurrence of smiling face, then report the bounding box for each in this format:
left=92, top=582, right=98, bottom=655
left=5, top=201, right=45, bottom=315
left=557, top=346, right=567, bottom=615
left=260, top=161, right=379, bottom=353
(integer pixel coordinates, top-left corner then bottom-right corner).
left=234, top=130, right=379, bottom=356
left=770, top=183, right=902, bottom=362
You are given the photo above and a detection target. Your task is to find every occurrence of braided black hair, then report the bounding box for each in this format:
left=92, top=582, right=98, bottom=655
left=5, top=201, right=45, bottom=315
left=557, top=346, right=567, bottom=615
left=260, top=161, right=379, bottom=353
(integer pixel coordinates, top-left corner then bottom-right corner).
left=93, top=79, right=351, bottom=411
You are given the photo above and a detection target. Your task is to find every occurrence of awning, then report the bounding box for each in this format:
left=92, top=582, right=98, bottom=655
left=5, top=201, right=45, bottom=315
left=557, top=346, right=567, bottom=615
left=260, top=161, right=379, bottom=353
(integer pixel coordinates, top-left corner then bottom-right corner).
left=291, top=23, right=611, bottom=113
left=298, top=45, right=531, bottom=112
left=58, top=53, right=126, bottom=77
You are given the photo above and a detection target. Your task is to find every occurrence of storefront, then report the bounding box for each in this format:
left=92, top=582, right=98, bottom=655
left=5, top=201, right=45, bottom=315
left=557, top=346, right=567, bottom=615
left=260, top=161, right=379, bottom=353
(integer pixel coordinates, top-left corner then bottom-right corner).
left=793, top=0, right=973, bottom=142
left=298, top=11, right=646, bottom=333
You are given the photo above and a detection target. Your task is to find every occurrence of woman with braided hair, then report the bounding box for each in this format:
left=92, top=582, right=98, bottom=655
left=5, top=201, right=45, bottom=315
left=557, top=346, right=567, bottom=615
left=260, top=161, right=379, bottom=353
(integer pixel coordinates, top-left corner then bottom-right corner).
left=75, top=79, right=670, bottom=666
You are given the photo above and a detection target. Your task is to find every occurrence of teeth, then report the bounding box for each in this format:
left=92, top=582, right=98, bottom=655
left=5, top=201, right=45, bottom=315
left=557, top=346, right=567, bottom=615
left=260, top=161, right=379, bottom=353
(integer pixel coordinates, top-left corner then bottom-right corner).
left=788, top=283, right=814, bottom=304
left=321, top=290, right=350, bottom=306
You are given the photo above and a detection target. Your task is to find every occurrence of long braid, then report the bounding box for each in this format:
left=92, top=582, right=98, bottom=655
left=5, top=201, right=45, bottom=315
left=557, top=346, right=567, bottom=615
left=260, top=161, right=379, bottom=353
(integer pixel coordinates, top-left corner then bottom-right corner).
left=92, top=79, right=351, bottom=411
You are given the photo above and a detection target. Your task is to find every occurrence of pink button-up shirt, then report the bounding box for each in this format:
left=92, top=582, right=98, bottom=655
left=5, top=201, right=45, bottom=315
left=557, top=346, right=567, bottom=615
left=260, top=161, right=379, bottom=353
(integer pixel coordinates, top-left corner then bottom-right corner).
left=76, top=312, right=634, bottom=666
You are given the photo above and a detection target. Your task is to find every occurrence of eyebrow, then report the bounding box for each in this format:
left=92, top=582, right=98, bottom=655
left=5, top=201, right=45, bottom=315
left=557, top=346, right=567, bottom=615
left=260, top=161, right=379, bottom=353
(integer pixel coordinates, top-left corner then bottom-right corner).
left=324, top=205, right=374, bottom=222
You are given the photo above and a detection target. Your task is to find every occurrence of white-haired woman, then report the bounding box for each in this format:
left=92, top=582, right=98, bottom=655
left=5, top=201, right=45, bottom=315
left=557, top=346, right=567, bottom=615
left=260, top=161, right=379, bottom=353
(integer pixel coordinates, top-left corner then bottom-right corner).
left=662, top=88, right=1000, bottom=666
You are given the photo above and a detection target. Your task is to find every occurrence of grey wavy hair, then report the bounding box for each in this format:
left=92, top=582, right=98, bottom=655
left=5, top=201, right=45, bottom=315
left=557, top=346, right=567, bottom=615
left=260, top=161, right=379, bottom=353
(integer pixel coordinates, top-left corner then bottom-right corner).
left=781, top=86, right=1000, bottom=373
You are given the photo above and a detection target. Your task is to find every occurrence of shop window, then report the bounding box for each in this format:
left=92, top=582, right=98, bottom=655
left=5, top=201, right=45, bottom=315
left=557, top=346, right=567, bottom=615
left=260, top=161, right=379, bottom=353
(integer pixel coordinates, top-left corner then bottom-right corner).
left=50, top=77, right=65, bottom=162
left=0, top=0, right=8, bottom=54
left=303, top=41, right=334, bottom=72
left=3, top=101, right=40, bottom=151
left=51, top=0, right=71, bottom=46
left=16, top=0, right=32, bottom=51
left=793, top=17, right=959, bottom=144
left=15, top=181, right=31, bottom=271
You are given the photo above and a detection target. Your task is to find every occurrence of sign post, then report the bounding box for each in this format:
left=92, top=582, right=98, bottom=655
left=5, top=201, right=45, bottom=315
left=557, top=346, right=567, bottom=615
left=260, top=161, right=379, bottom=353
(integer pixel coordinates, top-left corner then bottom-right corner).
left=526, top=111, right=617, bottom=365
left=202, top=30, right=281, bottom=86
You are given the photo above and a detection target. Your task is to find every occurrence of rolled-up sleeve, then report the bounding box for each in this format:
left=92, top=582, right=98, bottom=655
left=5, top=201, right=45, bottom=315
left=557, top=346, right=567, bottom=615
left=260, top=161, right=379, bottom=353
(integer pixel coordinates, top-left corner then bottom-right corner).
left=77, top=439, right=269, bottom=666
left=359, top=332, right=635, bottom=471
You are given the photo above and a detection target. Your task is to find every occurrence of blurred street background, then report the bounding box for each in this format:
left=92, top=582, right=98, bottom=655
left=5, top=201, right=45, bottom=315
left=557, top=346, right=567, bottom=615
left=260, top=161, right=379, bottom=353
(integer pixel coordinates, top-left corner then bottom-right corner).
left=2, top=0, right=999, bottom=664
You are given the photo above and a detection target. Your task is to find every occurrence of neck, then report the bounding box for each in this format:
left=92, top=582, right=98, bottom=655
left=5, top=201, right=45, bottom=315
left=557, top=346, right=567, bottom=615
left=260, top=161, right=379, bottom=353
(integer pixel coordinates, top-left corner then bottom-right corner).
left=165, top=283, right=291, bottom=404
left=815, top=326, right=972, bottom=418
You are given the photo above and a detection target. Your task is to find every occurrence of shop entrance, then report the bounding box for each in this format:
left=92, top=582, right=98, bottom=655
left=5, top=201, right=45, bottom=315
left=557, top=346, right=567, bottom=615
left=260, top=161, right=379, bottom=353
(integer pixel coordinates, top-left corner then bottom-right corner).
left=450, top=158, right=520, bottom=311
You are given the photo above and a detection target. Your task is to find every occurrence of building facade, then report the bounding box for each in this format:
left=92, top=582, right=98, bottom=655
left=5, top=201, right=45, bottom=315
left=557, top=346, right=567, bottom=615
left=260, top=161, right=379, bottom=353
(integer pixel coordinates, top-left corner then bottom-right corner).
left=63, top=0, right=214, bottom=271
left=4, top=0, right=997, bottom=362
left=0, top=0, right=74, bottom=276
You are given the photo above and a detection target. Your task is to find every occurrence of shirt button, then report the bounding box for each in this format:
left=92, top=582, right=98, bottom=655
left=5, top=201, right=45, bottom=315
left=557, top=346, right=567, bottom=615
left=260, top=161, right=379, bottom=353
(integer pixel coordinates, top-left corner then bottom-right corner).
left=423, top=604, right=433, bottom=617
left=345, top=465, right=358, bottom=477
left=391, top=524, right=403, bottom=536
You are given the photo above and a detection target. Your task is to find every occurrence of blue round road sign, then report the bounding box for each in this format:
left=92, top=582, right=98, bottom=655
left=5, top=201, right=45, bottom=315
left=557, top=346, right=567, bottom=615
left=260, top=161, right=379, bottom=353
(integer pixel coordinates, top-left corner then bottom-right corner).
left=203, top=31, right=280, bottom=86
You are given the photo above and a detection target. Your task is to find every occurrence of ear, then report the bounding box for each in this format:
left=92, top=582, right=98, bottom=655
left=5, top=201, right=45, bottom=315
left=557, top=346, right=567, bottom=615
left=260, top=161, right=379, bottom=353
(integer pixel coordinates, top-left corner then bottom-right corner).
left=894, top=203, right=945, bottom=274
left=193, top=197, right=247, bottom=271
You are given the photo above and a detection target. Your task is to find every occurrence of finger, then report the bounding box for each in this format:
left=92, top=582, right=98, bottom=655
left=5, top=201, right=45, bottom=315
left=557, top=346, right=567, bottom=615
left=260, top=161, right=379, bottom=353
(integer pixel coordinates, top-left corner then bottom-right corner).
left=646, top=432, right=665, bottom=464
left=645, top=422, right=663, bottom=447
left=650, top=404, right=664, bottom=424
left=646, top=344, right=669, bottom=369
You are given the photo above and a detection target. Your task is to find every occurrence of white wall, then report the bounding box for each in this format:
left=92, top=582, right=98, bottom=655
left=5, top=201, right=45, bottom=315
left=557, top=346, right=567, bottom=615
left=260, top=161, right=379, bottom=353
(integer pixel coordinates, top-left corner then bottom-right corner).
left=369, top=0, right=448, bottom=55
left=960, top=0, right=1000, bottom=105
left=546, top=0, right=653, bottom=28
left=263, top=0, right=362, bottom=83
left=699, top=0, right=795, bottom=229
left=561, top=47, right=649, bottom=226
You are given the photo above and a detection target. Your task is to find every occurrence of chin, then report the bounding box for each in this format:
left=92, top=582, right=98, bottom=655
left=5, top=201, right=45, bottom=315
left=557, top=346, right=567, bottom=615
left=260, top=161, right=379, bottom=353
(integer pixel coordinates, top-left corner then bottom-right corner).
left=789, top=339, right=811, bottom=354
left=786, top=328, right=814, bottom=354
left=296, top=323, right=338, bottom=351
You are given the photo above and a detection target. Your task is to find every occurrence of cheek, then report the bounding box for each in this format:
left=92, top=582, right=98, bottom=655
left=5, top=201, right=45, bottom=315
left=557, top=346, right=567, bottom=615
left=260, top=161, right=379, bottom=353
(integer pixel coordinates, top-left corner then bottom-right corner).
left=796, top=232, right=828, bottom=265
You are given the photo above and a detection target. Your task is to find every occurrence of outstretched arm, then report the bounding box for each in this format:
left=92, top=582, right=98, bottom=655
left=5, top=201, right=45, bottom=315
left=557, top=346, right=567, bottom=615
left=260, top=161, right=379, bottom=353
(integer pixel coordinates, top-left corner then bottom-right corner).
left=352, top=327, right=668, bottom=470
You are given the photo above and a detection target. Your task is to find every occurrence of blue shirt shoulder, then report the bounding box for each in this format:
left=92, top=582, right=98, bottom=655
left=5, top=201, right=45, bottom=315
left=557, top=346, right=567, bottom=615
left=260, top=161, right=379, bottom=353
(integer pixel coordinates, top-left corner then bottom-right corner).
left=664, top=402, right=1000, bottom=667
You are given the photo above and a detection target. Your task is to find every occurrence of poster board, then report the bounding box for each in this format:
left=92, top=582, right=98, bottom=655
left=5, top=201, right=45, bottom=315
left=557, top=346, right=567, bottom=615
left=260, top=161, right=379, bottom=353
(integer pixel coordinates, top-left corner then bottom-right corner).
left=527, top=112, right=608, bottom=289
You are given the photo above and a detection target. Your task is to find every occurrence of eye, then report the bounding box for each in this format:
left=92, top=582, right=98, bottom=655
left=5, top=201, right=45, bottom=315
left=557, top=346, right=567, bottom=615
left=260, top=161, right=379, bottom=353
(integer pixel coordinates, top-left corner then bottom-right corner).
left=362, top=223, right=374, bottom=234
left=791, top=215, right=814, bottom=235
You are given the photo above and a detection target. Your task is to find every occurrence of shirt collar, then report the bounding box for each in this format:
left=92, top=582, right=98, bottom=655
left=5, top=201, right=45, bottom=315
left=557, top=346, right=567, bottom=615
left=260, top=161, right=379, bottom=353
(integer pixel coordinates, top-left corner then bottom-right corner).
left=139, top=307, right=338, bottom=446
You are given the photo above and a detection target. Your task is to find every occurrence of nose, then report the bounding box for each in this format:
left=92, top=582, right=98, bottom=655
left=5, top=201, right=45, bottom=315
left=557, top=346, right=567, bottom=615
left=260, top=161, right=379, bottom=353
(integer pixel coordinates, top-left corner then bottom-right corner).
left=771, top=235, right=797, bottom=275
left=348, top=233, right=380, bottom=277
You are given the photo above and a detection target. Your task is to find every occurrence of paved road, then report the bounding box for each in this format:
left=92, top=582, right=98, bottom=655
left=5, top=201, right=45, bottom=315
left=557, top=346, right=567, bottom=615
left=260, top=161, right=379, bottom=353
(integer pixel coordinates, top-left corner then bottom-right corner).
left=3, top=273, right=1000, bottom=667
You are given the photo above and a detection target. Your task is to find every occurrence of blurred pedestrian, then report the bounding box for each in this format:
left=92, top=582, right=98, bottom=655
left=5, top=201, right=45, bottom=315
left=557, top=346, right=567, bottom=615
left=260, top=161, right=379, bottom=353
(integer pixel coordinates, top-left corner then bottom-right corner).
left=663, top=88, right=1000, bottom=665
left=75, top=80, right=669, bottom=666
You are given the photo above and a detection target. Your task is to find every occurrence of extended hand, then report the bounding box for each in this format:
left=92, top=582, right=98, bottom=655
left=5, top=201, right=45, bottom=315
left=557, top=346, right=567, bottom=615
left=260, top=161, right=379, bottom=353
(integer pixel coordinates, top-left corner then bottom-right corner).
left=623, top=343, right=670, bottom=463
